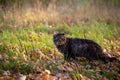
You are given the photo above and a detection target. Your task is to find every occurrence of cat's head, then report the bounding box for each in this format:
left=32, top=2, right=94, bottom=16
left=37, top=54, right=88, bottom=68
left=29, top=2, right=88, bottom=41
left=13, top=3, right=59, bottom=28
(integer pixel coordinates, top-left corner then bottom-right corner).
left=53, top=33, right=67, bottom=46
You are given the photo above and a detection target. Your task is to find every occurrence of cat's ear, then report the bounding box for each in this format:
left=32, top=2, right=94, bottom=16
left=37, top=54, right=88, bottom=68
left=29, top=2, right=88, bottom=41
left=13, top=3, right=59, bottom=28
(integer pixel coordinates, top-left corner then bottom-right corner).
left=53, top=32, right=65, bottom=36
left=61, top=33, right=65, bottom=35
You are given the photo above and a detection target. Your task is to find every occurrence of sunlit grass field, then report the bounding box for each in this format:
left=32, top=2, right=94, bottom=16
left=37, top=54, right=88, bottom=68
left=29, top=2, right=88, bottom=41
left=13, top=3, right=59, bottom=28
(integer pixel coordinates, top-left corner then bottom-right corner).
left=0, top=0, right=120, bottom=79
left=0, top=22, right=120, bottom=79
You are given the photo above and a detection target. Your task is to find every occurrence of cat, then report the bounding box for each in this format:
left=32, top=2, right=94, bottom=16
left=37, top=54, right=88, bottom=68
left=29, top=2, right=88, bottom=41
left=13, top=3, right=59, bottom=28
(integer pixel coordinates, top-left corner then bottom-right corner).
left=53, top=33, right=117, bottom=62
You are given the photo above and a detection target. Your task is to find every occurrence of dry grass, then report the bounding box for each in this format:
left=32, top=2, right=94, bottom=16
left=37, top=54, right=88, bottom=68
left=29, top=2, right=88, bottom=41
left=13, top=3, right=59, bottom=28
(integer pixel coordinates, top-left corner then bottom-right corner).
left=0, top=0, right=120, bottom=28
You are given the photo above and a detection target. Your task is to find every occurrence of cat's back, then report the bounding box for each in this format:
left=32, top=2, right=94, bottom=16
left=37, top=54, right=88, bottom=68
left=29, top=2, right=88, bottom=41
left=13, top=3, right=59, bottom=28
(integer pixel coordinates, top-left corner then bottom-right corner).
left=69, top=38, right=102, bottom=52
left=68, top=38, right=98, bottom=45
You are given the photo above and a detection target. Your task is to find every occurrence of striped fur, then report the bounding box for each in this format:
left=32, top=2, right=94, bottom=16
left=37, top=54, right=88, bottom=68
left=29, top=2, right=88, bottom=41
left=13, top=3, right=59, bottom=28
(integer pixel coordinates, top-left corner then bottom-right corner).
left=53, top=33, right=117, bottom=62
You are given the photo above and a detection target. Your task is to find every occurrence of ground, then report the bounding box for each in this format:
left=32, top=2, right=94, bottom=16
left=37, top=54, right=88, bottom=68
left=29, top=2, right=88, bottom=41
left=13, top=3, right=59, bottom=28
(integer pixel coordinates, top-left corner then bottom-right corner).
left=0, top=22, right=120, bottom=80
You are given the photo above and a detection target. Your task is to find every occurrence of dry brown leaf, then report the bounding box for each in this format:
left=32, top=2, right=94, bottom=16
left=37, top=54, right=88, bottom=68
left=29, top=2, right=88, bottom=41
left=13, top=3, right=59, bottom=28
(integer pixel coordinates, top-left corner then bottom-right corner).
left=99, top=64, right=106, bottom=70
left=66, top=67, right=74, bottom=72
left=2, top=70, right=11, bottom=76
left=18, top=75, right=26, bottom=80
left=58, top=65, right=66, bottom=71
left=40, top=73, right=49, bottom=80
left=59, top=77, right=66, bottom=80
left=39, top=32, right=43, bottom=37
left=41, top=73, right=56, bottom=80
left=0, top=76, right=15, bottom=80
left=40, top=69, right=56, bottom=80
left=81, top=77, right=86, bottom=80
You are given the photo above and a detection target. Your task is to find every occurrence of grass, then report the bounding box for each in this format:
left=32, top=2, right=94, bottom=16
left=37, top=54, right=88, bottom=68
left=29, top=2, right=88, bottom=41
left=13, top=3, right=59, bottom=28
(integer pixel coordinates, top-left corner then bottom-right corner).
left=0, top=22, right=120, bottom=79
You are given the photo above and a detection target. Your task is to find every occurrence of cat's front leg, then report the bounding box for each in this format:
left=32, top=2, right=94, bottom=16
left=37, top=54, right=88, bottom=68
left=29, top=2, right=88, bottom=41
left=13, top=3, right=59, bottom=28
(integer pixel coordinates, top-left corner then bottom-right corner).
left=64, top=52, right=71, bottom=61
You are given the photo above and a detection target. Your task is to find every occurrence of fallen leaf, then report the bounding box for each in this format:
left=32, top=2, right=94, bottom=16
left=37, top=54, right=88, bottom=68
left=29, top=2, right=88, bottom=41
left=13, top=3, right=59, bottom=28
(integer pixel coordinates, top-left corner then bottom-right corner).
left=18, top=75, right=26, bottom=80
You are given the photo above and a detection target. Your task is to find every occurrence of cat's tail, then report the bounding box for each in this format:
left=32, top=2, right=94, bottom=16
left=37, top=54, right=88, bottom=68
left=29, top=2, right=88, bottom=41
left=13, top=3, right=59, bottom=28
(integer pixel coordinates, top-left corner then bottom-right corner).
left=99, top=52, right=118, bottom=62
left=107, top=56, right=117, bottom=62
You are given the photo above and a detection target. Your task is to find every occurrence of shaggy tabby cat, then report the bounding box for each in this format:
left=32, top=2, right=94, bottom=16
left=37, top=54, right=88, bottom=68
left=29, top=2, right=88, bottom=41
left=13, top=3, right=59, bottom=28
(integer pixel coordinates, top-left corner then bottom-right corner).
left=53, top=33, right=117, bottom=62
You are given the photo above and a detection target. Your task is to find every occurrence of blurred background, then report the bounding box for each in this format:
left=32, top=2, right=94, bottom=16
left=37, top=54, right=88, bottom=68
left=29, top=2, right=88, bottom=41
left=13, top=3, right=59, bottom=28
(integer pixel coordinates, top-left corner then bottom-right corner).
left=0, top=0, right=120, bottom=27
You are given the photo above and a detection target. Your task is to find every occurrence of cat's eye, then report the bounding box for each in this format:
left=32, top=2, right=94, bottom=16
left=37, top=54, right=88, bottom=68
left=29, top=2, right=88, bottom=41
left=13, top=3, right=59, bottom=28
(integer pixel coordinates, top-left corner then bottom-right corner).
left=54, top=39, right=57, bottom=41
left=54, top=37, right=59, bottom=41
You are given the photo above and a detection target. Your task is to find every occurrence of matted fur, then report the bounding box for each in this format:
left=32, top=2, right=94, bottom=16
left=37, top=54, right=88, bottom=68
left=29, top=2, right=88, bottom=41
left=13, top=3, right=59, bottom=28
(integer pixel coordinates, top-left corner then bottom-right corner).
left=53, top=33, right=117, bottom=62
